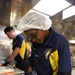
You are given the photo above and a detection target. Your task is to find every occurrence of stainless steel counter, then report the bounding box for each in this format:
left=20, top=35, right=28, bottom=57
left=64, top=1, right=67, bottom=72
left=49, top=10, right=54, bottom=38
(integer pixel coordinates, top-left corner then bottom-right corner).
left=0, top=65, right=24, bottom=75
left=72, top=68, right=75, bottom=75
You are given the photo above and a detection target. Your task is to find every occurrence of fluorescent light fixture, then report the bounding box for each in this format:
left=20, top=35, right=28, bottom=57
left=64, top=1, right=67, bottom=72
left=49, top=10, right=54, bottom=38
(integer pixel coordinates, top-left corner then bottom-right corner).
left=63, top=5, right=75, bottom=19
left=69, top=40, right=75, bottom=44
left=33, top=0, right=71, bottom=16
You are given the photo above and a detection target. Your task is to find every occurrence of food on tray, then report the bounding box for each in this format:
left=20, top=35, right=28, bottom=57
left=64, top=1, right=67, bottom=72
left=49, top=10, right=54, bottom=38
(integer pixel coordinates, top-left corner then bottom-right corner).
left=0, top=64, right=2, bottom=67
left=0, top=67, right=15, bottom=74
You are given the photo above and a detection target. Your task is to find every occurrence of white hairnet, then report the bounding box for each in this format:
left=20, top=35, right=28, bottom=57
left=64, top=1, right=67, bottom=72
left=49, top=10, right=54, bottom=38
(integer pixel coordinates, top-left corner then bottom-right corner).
left=17, top=11, right=52, bottom=31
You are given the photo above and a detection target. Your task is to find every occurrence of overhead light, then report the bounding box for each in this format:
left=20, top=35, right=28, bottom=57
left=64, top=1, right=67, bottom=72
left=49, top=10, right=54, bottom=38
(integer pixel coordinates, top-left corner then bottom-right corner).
left=69, top=40, right=75, bottom=44
left=66, top=0, right=75, bottom=4
left=62, top=5, right=75, bottom=20
left=33, top=0, right=71, bottom=16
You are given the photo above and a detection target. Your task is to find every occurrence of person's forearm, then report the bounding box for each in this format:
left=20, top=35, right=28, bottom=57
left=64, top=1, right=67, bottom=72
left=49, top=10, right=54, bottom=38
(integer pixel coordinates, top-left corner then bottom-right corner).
left=7, top=48, right=19, bottom=62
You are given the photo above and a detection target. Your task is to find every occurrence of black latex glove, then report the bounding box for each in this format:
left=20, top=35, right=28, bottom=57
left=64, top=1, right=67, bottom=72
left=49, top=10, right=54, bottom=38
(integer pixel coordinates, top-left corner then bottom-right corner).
left=2, top=61, right=10, bottom=66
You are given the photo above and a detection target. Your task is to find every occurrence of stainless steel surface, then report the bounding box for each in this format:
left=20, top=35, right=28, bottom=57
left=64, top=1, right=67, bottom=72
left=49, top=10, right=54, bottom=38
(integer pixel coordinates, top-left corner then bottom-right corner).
left=72, top=68, right=75, bottom=75
left=0, top=65, right=24, bottom=75
left=0, top=59, right=5, bottom=64
left=0, top=44, right=10, bottom=60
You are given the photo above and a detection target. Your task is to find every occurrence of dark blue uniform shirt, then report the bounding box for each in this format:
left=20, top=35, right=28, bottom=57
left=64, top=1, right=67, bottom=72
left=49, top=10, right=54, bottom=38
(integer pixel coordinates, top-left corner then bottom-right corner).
left=30, top=28, right=71, bottom=75
left=12, top=34, right=28, bottom=63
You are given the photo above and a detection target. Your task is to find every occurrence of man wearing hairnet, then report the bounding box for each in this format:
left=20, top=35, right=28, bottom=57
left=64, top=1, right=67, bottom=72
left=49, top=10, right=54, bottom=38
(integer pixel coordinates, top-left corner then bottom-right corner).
left=17, top=12, right=71, bottom=75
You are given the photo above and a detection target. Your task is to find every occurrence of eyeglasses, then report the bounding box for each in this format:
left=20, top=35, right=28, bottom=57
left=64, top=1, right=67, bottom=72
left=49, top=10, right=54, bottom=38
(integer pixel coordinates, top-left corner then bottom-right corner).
left=27, top=30, right=38, bottom=41
left=27, top=36, right=33, bottom=41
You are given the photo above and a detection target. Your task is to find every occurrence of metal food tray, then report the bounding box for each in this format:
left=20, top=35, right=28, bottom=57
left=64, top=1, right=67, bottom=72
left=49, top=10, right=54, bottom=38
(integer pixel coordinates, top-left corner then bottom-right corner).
left=0, top=65, right=24, bottom=75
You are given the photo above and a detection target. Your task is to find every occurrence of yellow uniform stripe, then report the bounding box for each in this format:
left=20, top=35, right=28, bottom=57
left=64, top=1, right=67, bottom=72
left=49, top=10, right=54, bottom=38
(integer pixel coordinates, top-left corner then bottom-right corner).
left=19, top=40, right=26, bottom=60
left=49, top=50, right=59, bottom=75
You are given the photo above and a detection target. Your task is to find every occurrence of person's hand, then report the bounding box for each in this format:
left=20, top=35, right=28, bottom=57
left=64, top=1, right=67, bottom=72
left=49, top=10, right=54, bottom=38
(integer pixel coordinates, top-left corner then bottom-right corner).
left=27, top=66, right=33, bottom=75
left=2, top=61, right=10, bottom=66
left=28, top=66, right=33, bottom=72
